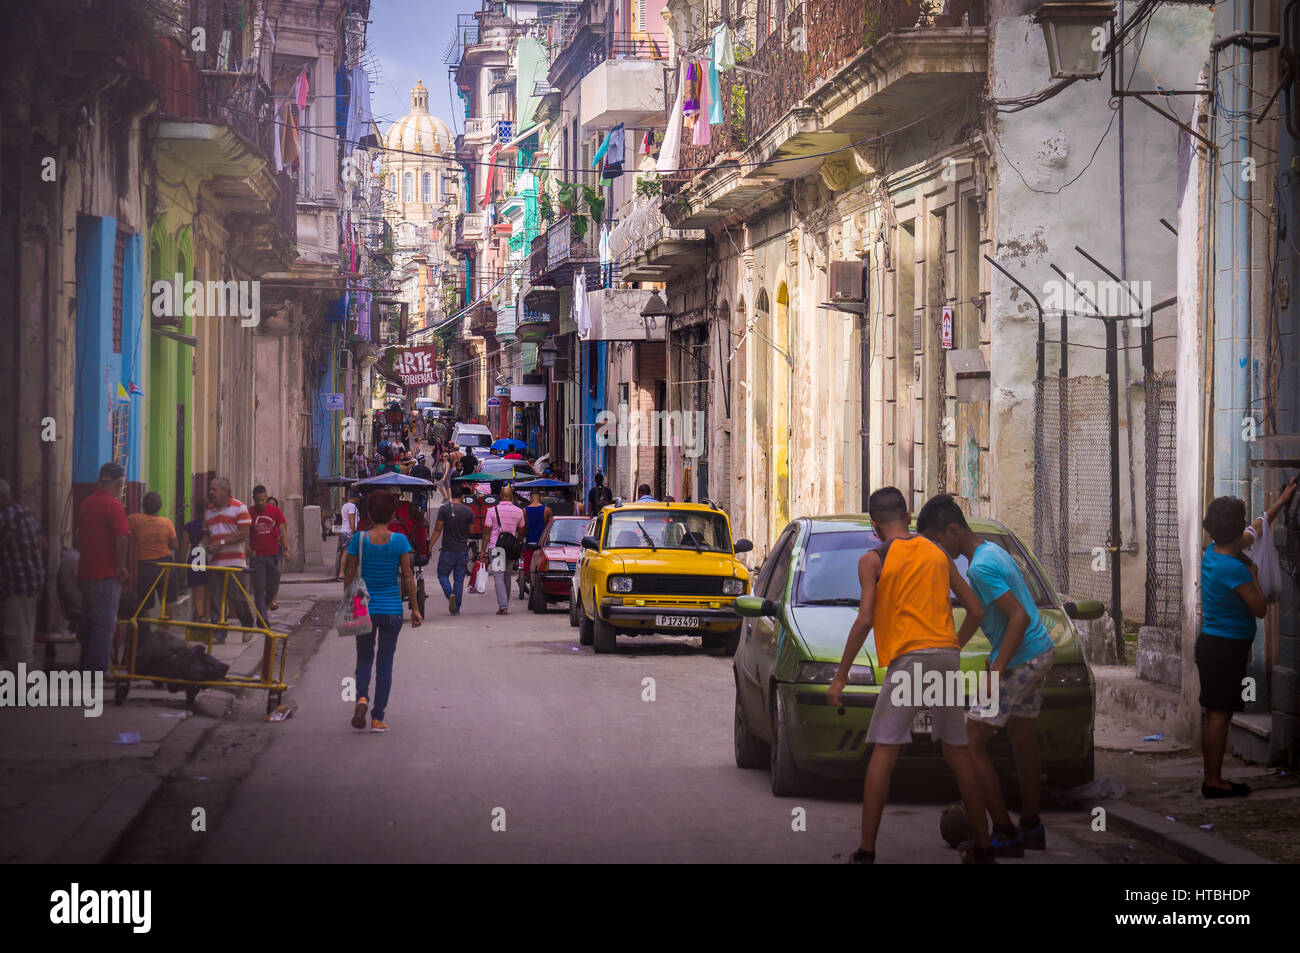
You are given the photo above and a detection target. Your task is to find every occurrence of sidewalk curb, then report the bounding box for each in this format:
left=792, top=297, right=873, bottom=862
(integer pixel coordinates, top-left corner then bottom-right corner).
left=281, top=577, right=340, bottom=585
left=1105, top=801, right=1275, bottom=864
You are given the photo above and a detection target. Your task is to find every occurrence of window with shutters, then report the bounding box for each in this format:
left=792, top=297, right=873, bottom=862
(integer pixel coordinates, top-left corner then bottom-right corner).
left=422, top=173, right=432, bottom=203
left=637, top=0, right=646, bottom=31
left=404, top=172, right=414, bottom=203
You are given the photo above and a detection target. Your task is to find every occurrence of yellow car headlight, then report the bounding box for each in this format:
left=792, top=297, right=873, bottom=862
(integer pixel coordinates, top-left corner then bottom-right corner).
left=608, top=575, right=633, bottom=593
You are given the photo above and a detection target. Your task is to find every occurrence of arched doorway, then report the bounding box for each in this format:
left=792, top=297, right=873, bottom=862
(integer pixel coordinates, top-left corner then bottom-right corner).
left=753, top=289, right=771, bottom=551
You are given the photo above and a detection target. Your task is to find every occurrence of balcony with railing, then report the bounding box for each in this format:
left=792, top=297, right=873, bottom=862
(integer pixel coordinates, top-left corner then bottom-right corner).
left=456, top=213, right=486, bottom=249
left=664, top=0, right=987, bottom=225
left=529, top=213, right=598, bottom=286
left=608, top=196, right=706, bottom=282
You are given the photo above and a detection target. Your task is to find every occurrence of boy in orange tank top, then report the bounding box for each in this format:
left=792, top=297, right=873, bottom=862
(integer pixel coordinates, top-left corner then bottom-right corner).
left=827, top=487, right=993, bottom=863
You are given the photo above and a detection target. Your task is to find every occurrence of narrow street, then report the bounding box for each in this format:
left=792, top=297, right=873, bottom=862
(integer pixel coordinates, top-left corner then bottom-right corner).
left=102, top=582, right=1169, bottom=865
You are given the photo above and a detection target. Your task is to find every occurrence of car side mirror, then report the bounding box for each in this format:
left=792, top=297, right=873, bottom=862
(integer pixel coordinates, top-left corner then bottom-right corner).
left=733, top=538, right=753, bottom=554
left=581, top=535, right=600, bottom=551
left=733, top=595, right=777, bottom=617
left=1064, top=599, right=1105, bottom=621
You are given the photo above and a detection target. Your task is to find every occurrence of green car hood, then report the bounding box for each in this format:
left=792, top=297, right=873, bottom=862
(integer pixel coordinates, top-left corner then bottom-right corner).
left=785, top=605, right=1084, bottom=673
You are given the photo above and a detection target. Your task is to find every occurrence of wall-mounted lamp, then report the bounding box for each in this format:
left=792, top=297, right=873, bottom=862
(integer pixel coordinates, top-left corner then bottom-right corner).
left=641, top=290, right=671, bottom=334
left=1032, top=1, right=1115, bottom=80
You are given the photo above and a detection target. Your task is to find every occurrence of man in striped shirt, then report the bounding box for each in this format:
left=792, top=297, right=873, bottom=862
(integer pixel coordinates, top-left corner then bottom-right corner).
left=204, top=478, right=255, bottom=644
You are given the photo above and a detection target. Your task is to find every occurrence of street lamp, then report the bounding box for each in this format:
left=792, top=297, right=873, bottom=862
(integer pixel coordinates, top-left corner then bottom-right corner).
left=538, top=337, right=558, bottom=369
left=641, top=289, right=671, bottom=333
left=1032, top=1, right=1115, bottom=80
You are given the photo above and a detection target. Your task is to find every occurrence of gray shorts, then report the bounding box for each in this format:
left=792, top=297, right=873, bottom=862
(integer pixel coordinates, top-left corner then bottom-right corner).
left=866, top=648, right=969, bottom=746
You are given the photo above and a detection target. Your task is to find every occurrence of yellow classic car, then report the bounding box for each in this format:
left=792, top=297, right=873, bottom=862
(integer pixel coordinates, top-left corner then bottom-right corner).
left=571, top=501, right=753, bottom=654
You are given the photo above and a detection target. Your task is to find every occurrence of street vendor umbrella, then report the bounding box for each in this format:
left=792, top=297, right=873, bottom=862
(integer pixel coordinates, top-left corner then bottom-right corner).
left=512, top=478, right=571, bottom=489
left=353, top=472, right=435, bottom=488
left=504, top=452, right=525, bottom=460
left=491, top=437, right=527, bottom=453
left=455, top=472, right=511, bottom=483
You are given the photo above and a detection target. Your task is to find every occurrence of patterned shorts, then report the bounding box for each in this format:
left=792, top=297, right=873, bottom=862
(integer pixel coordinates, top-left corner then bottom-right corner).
left=968, top=646, right=1056, bottom=727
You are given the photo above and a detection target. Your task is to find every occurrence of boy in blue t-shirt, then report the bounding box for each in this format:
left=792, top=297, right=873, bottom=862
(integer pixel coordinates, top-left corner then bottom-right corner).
left=919, top=494, right=1056, bottom=857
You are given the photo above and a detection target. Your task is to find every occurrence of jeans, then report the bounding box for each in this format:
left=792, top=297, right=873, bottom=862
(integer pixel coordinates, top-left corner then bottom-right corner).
left=436, top=549, right=470, bottom=607
left=334, top=534, right=352, bottom=578
left=355, top=613, right=403, bottom=721
left=78, top=578, right=120, bottom=673
left=207, top=569, right=254, bottom=641
left=249, top=554, right=281, bottom=624
left=2, top=593, right=39, bottom=673
left=136, top=559, right=168, bottom=612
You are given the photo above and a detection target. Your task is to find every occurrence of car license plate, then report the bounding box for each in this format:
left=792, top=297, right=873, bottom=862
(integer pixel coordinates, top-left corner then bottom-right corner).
left=655, top=614, right=699, bottom=628
left=912, top=710, right=933, bottom=737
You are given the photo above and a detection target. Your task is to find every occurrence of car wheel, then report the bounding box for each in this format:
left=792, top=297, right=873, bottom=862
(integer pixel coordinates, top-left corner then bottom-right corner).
left=723, top=627, right=741, bottom=657
left=592, top=612, right=617, bottom=654
left=734, top=674, right=770, bottom=769
left=577, top=600, right=594, bottom=646
left=568, top=595, right=580, bottom=628
left=530, top=582, right=546, bottom=613
left=770, top=689, right=812, bottom=797
left=701, top=633, right=723, bottom=652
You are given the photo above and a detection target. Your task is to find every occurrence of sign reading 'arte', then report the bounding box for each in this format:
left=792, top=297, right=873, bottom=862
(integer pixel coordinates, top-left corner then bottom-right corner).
left=392, top=345, right=438, bottom=386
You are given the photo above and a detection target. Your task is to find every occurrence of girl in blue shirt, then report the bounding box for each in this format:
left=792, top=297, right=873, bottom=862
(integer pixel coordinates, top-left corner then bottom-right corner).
left=1197, top=482, right=1294, bottom=798
left=341, top=490, right=423, bottom=733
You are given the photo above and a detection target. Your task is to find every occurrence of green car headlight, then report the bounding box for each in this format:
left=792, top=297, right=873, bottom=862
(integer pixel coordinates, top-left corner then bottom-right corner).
left=797, top=662, right=875, bottom=686
left=1045, top=663, right=1088, bottom=687
left=608, top=575, right=633, bottom=594
left=722, top=578, right=745, bottom=596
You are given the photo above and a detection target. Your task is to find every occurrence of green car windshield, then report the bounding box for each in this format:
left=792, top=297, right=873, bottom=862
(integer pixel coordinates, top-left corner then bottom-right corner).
left=792, top=529, right=1054, bottom=608
left=604, top=510, right=732, bottom=552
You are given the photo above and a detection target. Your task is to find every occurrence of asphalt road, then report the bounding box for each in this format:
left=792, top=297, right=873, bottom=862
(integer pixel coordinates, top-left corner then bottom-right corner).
left=195, top=579, right=1142, bottom=863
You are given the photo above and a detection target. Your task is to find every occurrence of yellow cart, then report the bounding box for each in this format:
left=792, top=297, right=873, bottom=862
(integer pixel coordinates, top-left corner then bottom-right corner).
left=112, top=562, right=291, bottom=715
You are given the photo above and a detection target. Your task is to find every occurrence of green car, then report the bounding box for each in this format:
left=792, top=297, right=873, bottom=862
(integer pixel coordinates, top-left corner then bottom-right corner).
left=731, top=515, right=1102, bottom=796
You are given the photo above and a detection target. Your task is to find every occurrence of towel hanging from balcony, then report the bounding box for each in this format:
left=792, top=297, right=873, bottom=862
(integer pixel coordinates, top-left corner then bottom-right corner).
left=656, top=58, right=686, bottom=175
left=683, top=61, right=700, bottom=115
left=712, top=24, right=735, bottom=71
left=707, top=52, right=724, bottom=126
left=693, top=72, right=711, bottom=146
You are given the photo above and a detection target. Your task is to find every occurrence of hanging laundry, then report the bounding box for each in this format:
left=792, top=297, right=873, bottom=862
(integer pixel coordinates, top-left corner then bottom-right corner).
left=592, top=128, right=612, bottom=167
left=657, top=58, right=686, bottom=174
left=295, top=68, right=310, bottom=112
left=603, top=123, right=625, bottom=179
left=642, top=128, right=654, bottom=156
left=345, top=66, right=373, bottom=154
left=273, top=100, right=283, bottom=171
left=707, top=52, right=724, bottom=126
left=336, top=61, right=350, bottom=139
left=712, top=23, right=735, bottom=71
left=693, top=78, right=711, bottom=146
left=683, top=61, right=699, bottom=115
left=282, top=101, right=300, bottom=167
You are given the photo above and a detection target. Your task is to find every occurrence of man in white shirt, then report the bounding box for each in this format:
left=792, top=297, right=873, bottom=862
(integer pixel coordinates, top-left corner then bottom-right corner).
left=204, top=477, right=255, bottom=644
left=336, top=491, right=360, bottom=581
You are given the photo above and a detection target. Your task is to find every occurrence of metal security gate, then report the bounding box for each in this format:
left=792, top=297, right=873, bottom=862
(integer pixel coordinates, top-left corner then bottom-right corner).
left=1144, top=371, right=1181, bottom=627
left=1033, top=375, right=1114, bottom=604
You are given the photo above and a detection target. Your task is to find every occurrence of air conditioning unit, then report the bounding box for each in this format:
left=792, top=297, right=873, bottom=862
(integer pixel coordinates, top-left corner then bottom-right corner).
left=829, top=260, right=865, bottom=302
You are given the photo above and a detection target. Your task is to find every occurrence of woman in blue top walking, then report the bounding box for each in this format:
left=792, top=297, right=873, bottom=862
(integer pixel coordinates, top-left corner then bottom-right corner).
left=341, top=490, right=423, bottom=733
left=517, top=491, right=553, bottom=600
left=1197, top=481, right=1295, bottom=797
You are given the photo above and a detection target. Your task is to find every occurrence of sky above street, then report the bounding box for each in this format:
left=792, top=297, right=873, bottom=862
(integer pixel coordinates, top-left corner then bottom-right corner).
left=368, top=0, right=478, bottom=137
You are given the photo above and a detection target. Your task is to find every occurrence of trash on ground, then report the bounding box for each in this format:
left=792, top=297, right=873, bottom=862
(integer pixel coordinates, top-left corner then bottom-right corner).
left=113, top=732, right=141, bottom=744
left=1142, top=732, right=1164, bottom=742
left=1052, top=774, right=1127, bottom=807
left=1165, top=815, right=1176, bottom=822
left=1200, top=823, right=1214, bottom=831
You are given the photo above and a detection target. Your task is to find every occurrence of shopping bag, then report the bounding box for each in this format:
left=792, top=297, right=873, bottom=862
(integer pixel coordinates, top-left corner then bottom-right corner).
left=1245, top=517, right=1283, bottom=603
left=337, top=536, right=373, bottom=635
left=473, top=561, right=489, bottom=594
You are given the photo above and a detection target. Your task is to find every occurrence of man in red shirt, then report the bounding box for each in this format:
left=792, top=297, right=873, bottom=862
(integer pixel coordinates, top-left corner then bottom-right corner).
left=77, top=462, right=131, bottom=673
left=248, top=485, right=291, bottom=625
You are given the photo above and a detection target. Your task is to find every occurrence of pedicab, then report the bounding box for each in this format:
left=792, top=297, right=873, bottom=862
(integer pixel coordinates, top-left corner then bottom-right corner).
left=352, top=471, right=436, bottom=617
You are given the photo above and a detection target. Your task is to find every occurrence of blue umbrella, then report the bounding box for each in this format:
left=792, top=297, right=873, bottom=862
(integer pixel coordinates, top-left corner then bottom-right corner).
left=353, top=472, right=435, bottom=488
left=512, top=478, right=572, bottom=489
left=491, top=438, right=527, bottom=453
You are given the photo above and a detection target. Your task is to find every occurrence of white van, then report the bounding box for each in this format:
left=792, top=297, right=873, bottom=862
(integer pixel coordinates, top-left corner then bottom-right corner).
left=451, top=423, right=494, bottom=451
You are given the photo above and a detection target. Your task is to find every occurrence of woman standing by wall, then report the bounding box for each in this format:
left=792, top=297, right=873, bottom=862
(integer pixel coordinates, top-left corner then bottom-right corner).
left=1196, top=480, right=1295, bottom=797
left=341, top=490, right=423, bottom=733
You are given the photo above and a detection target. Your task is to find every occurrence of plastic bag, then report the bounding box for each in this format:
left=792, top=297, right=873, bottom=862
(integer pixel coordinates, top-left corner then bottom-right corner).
left=337, top=537, right=372, bottom=635
left=472, top=561, right=488, bottom=594
left=1244, top=517, right=1283, bottom=603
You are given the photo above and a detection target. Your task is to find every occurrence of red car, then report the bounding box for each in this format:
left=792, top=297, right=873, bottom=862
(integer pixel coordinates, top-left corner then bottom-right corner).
left=528, top=516, right=588, bottom=613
